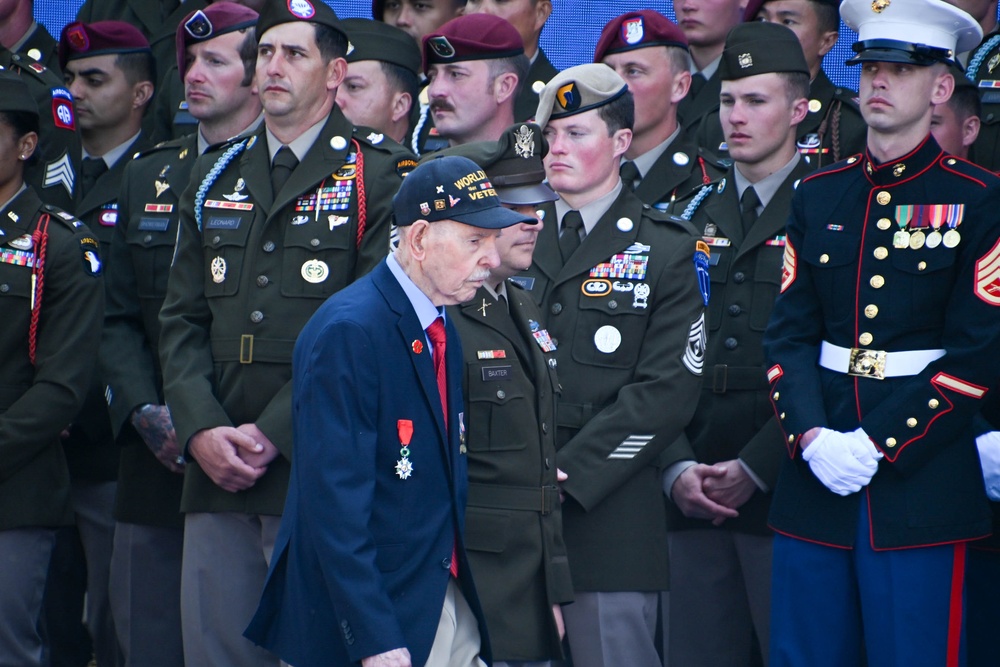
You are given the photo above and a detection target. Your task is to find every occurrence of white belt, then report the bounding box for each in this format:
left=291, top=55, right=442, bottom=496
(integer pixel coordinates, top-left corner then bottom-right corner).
left=818, top=342, right=945, bottom=380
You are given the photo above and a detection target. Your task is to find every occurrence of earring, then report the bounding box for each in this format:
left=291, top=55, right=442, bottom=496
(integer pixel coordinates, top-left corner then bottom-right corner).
left=18, top=154, right=25, bottom=160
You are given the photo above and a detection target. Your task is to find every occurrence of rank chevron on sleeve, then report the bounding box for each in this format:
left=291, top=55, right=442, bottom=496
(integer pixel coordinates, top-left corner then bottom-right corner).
left=44, top=152, right=75, bottom=197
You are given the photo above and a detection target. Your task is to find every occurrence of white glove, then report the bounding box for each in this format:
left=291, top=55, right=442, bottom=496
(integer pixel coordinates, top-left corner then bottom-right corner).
left=802, top=428, right=880, bottom=496
left=850, top=428, right=884, bottom=463
left=976, top=431, right=1000, bottom=501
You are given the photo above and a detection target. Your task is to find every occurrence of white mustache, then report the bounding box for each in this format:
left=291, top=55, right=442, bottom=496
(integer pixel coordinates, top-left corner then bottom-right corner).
left=469, top=269, right=492, bottom=282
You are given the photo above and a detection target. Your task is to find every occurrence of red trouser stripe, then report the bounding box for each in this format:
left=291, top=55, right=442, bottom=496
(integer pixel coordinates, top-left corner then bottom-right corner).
left=946, top=542, right=967, bottom=667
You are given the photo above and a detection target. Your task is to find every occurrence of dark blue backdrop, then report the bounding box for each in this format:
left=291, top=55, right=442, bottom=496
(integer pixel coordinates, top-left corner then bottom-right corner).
left=34, top=1, right=998, bottom=94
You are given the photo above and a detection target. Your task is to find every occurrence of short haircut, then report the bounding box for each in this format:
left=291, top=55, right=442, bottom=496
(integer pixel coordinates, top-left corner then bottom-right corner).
left=948, top=84, right=982, bottom=121
left=487, top=53, right=530, bottom=99
left=598, top=89, right=634, bottom=134
left=238, top=27, right=258, bottom=87
left=811, top=1, right=839, bottom=35
left=314, top=23, right=348, bottom=63
left=380, top=61, right=419, bottom=105
left=778, top=71, right=810, bottom=103
left=116, top=50, right=155, bottom=86
left=0, top=110, right=39, bottom=138
left=665, top=45, right=691, bottom=75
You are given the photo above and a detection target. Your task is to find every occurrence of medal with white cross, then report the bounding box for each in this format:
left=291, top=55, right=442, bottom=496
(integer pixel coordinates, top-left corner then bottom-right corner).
left=396, top=419, right=414, bottom=480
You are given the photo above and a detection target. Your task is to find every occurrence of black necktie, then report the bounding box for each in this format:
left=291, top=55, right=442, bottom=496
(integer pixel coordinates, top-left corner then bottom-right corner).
left=271, top=146, right=298, bottom=196
left=740, top=186, right=761, bottom=235
left=620, top=160, right=641, bottom=191
left=81, top=157, right=107, bottom=193
left=559, top=210, right=584, bottom=263
left=690, top=72, right=707, bottom=99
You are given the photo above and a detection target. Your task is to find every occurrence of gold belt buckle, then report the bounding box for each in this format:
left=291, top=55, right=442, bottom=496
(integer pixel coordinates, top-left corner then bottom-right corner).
left=848, top=347, right=886, bottom=380
left=240, top=334, right=254, bottom=364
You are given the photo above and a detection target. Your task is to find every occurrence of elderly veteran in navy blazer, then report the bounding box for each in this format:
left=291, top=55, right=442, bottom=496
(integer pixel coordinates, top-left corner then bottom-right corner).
left=763, top=1, right=1000, bottom=665
left=246, top=155, right=534, bottom=667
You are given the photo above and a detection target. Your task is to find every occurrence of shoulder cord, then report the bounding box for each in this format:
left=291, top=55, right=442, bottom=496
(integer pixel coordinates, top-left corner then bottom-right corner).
left=194, top=139, right=248, bottom=232
left=967, top=35, right=1000, bottom=82
left=698, top=156, right=710, bottom=185
left=28, top=213, right=51, bottom=366
left=411, top=103, right=430, bottom=157
left=351, top=138, right=367, bottom=249
left=680, top=184, right=714, bottom=221
left=831, top=100, right=842, bottom=164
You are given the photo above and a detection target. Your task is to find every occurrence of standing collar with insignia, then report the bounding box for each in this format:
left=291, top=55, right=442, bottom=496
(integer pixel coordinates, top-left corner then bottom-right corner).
left=862, top=135, right=943, bottom=188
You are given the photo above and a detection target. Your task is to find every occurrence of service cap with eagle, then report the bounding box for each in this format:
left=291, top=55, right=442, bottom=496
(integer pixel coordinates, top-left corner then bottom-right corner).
left=393, top=155, right=535, bottom=228
left=342, top=18, right=422, bottom=77
left=534, top=64, right=628, bottom=129
left=719, top=21, right=809, bottom=80
left=176, top=2, right=259, bottom=80
left=256, top=0, right=345, bottom=43
left=841, top=0, right=981, bottom=66
left=422, top=14, right=524, bottom=73
left=58, top=21, right=151, bottom=71
left=424, top=123, right=557, bottom=206
left=593, top=10, right=688, bottom=63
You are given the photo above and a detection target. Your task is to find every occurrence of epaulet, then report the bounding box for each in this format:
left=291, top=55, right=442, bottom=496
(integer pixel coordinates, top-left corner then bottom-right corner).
left=940, top=154, right=1000, bottom=185
left=645, top=203, right=700, bottom=234
left=833, top=86, right=861, bottom=108
left=353, top=126, right=404, bottom=153
left=7, top=53, right=56, bottom=83
left=697, top=147, right=729, bottom=173
left=40, top=204, right=86, bottom=231
left=131, top=136, right=190, bottom=161
left=802, top=154, right=864, bottom=184
left=204, top=134, right=246, bottom=155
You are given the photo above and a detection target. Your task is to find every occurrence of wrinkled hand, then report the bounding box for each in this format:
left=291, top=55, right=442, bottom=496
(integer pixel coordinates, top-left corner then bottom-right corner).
left=976, top=431, right=1000, bottom=501
left=671, top=464, right=740, bottom=523
left=131, top=404, right=184, bottom=474
left=188, top=426, right=266, bottom=492
left=235, top=423, right=281, bottom=469
left=801, top=428, right=880, bottom=496
left=556, top=468, right=568, bottom=503
left=702, top=459, right=757, bottom=521
left=362, top=648, right=411, bottom=667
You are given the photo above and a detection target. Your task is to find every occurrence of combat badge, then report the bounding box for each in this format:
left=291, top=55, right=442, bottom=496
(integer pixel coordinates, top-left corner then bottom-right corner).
left=396, top=419, right=414, bottom=480
left=211, top=256, right=226, bottom=283
left=10, top=234, right=33, bottom=251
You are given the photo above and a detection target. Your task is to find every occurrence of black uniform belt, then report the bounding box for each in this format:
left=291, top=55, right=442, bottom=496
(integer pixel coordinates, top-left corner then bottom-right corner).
left=467, top=483, right=559, bottom=515
left=210, top=336, right=296, bottom=364
left=710, top=364, right=768, bottom=393
left=557, top=402, right=609, bottom=429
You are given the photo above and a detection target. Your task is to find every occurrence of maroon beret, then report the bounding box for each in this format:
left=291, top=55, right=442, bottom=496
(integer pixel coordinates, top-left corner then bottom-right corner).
left=594, top=10, right=688, bottom=63
left=59, top=21, right=151, bottom=71
left=744, top=0, right=840, bottom=22
left=256, top=0, right=344, bottom=43
left=422, top=14, right=523, bottom=72
left=176, top=3, right=259, bottom=80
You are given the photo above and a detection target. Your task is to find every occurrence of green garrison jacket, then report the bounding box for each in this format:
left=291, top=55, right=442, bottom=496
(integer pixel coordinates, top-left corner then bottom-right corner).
left=158, top=109, right=414, bottom=515
left=0, top=187, right=103, bottom=530
left=696, top=71, right=867, bottom=172
left=516, top=188, right=706, bottom=591
left=450, top=282, right=572, bottom=661
left=101, top=134, right=198, bottom=529
left=661, top=157, right=813, bottom=535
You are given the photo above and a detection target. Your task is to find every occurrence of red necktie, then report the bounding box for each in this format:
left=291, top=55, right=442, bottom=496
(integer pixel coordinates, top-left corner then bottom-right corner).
left=425, top=317, right=448, bottom=430
left=425, top=317, right=458, bottom=577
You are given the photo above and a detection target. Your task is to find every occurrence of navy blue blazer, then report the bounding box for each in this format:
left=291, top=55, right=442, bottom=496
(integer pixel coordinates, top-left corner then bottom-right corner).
left=245, top=259, right=489, bottom=666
